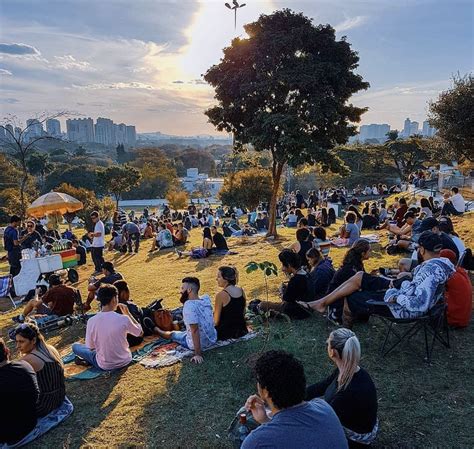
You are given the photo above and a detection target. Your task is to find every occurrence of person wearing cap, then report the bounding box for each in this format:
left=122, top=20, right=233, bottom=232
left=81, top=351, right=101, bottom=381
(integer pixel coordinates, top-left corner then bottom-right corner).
left=84, top=262, right=123, bottom=311
left=13, top=275, right=78, bottom=323
left=300, top=231, right=455, bottom=325
left=440, top=249, right=472, bottom=328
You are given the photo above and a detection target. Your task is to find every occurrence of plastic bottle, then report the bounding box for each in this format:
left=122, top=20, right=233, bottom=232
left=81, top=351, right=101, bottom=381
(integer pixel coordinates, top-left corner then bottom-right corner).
left=237, top=413, right=249, bottom=447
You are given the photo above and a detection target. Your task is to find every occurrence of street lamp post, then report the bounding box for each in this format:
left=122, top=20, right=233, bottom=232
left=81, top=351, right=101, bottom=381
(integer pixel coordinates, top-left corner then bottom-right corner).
left=225, top=0, right=246, bottom=30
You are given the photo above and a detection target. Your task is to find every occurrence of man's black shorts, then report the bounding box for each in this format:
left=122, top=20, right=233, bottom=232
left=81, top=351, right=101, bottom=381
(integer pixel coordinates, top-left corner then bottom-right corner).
left=361, top=273, right=391, bottom=291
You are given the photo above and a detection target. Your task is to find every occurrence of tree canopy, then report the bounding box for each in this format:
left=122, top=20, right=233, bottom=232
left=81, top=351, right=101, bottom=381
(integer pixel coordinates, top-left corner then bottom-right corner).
left=97, top=164, right=141, bottom=207
left=204, top=9, right=368, bottom=235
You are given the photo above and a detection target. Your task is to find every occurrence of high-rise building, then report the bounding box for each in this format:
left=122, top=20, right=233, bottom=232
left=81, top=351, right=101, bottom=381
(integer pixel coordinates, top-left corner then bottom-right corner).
left=115, top=123, right=127, bottom=145
left=359, top=123, right=390, bottom=142
left=66, top=118, right=94, bottom=143
left=5, top=124, right=15, bottom=142
left=26, top=119, right=44, bottom=141
left=125, top=125, right=136, bottom=145
left=402, top=118, right=411, bottom=138
left=14, top=127, right=21, bottom=140
left=95, top=117, right=115, bottom=145
left=422, top=120, right=437, bottom=137
left=46, top=118, right=61, bottom=137
left=0, top=126, right=5, bottom=142
left=410, top=121, right=419, bottom=136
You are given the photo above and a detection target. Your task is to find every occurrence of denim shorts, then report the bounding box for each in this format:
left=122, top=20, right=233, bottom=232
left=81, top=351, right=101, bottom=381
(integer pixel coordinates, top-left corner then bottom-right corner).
left=170, top=331, right=189, bottom=348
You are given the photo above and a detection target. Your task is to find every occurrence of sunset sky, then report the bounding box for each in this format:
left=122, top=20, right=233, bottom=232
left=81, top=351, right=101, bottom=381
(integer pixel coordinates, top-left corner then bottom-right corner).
left=0, top=0, right=472, bottom=135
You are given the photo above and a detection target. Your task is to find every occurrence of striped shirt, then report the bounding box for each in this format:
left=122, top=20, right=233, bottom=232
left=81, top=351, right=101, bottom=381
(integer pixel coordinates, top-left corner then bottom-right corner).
left=314, top=238, right=331, bottom=258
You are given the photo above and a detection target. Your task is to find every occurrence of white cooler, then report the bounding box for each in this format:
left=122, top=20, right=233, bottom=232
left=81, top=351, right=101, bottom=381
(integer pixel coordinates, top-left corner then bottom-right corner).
left=38, top=255, right=63, bottom=273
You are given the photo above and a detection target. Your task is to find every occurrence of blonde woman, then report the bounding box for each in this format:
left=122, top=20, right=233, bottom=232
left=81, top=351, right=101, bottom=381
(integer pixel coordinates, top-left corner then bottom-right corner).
left=306, top=328, right=378, bottom=448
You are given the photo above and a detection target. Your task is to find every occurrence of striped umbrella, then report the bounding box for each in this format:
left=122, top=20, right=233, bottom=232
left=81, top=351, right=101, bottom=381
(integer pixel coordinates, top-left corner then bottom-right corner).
left=27, top=191, right=83, bottom=218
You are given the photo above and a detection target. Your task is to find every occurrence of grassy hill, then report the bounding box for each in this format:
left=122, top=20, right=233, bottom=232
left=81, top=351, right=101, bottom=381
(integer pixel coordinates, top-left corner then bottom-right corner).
left=0, top=213, right=472, bottom=448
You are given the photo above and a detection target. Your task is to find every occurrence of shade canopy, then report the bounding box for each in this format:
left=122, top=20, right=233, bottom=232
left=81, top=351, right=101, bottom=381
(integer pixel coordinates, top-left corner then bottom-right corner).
left=27, top=191, right=83, bottom=218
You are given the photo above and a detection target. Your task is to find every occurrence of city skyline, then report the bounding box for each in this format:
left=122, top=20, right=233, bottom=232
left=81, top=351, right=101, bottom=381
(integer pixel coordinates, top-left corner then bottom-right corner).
left=0, top=1, right=472, bottom=135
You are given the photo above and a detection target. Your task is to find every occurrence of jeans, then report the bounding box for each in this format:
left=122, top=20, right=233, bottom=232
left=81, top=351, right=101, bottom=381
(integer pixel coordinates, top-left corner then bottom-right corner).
left=8, top=248, right=21, bottom=276
left=126, top=232, right=140, bottom=252
left=72, top=343, right=102, bottom=370
left=170, top=331, right=189, bottom=348
left=441, top=202, right=463, bottom=216
left=91, top=247, right=104, bottom=272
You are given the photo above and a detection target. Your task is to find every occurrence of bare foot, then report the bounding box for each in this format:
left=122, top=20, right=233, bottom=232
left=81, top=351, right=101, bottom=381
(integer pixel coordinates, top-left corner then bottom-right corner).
left=313, top=299, right=327, bottom=314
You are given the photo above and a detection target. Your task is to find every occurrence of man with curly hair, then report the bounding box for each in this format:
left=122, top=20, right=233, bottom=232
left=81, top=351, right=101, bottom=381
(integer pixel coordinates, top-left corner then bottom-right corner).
left=242, top=350, right=347, bottom=448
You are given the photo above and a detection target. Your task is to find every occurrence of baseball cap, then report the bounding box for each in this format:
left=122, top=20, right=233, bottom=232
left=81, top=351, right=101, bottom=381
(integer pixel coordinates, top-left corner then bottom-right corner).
left=418, top=231, right=443, bottom=252
left=419, top=217, right=439, bottom=232
left=440, top=249, right=457, bottom=264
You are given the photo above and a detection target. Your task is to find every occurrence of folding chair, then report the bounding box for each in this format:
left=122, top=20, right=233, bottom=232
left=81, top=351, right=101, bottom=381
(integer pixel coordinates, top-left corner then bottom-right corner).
left=367, top=284, right=449, bottom=363
left=0, top=274, right=16, bottom=309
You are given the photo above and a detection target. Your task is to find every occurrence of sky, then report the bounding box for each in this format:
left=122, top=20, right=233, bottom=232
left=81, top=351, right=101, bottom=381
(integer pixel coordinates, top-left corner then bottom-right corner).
left=0, top=0, right=472, bottom=135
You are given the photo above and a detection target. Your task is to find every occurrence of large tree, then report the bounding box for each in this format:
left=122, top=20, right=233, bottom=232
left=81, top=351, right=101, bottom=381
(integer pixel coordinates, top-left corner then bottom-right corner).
left=97, top=164, right=141, bottom=208
left=204, top=9, right=368, bottom=236
left=384, top=136, right=430, bottom=178
left=428, top=74, right=473, bottom=162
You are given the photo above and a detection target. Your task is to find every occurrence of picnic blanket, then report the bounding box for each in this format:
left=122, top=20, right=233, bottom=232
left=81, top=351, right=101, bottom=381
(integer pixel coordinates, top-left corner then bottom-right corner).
left=331, top=233, right=380, bottom=248
left=1, top=397, right=74, bottom=448
left=61, top=335, right=167, bottom=381
left=140, top=331, right=259, bottom=369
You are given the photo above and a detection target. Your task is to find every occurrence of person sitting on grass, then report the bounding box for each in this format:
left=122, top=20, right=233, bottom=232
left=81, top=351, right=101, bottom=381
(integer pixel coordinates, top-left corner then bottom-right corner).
left=72, top=284, right=143, bottom=370
left=241, top=350, right=348, bottom=449
left=379, top=198, right=408, bottom=229
left=289, top=228, right=313, bottom=267
left=299, top=232, right=455, bottom=327
left=71, top=238, right=87, bottom=265
left=339, top=212, right=360, bottom=246
left=84, top=261, right=123, bottom=311
left=150, top=223, right=174, bottom=252
left=211, top=225, right=229, bottom=253
left=143, top=221, right=154, bottom=239
left=325, top=239, right=372, bottom=324
left=14, top=275, right=78, bottom=323
left=438, top=216, right=466, bottom=256
left=14, top=321, right=65, bottom=417
left=306, top=248, right=335, bottom=300
left=256, top=250, right=312, bottom=320
left=439, top=249, right=472, bottom=328
left=173, top=222, right=189, bottom=246
left=441, top=187, right=465, bottom=216
left=313, top=226, right=331, bottom=258
left=385, top=211, right=416, bottom=238
left=0, top=337, right=39, bottom=446
left=177, top=227, right=213, bottom=259
left=214, top=266, right=248, bottom=340
left=306, top=328, right=378, bottom=449
left=142, top=277, right=217, bottom=364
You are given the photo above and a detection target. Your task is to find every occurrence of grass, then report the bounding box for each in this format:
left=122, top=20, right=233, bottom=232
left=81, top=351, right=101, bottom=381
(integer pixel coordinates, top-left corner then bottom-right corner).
left=0, top=214, right=473, bottom=448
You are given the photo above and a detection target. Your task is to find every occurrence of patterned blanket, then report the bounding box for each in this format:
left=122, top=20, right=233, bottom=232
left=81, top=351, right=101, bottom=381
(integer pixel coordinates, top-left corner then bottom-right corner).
left=331, top=233, right=380, bottom=248
left=140, top=332, right=259, bottom=369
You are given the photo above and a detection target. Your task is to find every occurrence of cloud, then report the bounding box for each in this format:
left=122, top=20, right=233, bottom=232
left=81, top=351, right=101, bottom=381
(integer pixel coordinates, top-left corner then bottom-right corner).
left=72, top=82, right=155, bottom=90
left=0, top=42, right=40, bottom=56
left=0, top=68, right=13, bottom=75
left=189, top=79, right=207, bottom=85
left=172, top=80, right=184, bottom=84
left=53, top=55, right=95, bottom=71
left=334, top=16, right=368, bottom=32
left=0, top=98, right=19, bottom=104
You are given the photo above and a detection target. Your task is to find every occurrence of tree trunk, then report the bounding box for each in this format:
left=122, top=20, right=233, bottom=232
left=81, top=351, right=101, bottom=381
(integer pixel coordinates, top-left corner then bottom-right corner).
left=20, top=171, right=28, bottom=221
left=266, top=161, right=284, bottom=238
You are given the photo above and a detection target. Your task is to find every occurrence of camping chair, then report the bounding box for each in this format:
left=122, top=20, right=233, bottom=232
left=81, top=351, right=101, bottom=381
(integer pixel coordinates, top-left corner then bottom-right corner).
left=0, top=274, right=16, bottom=309
left=367, top=284, right=449, bottom=363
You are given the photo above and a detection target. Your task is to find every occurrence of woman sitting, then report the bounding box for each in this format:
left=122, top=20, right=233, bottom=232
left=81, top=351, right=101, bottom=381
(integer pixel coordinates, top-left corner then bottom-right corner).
left=258, top=250, right=312, bottom=320
left=325, top=239, right=371, bottom=323
left=14, top=322, right=66, bottom=417
left=306, top=328, right=378, bottom=448
left=347, top=205, right=364, bottom=231
left=306, top=248, right=335, bottom=299
left=289, top=228, right=313, bottom=266
left=214, top=266, right=248, bottom=340
left=338, top=212, right=360, bottom=246
left=313, top=226, right=331, bottom=258
left=419, top=198, right=433, bottom=218
left=177, top=227, right=213, bottom=259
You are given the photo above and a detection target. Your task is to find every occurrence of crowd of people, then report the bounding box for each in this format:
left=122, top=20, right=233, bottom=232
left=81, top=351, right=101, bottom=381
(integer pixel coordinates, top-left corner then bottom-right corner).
left=1, top=182, right=472, bottom=448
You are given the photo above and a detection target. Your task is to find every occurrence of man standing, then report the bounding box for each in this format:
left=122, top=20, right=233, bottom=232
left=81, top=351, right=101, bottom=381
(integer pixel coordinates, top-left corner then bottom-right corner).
left=3, top=215, right=31, bottom=276
left=89, top=211, right=105, bottom=274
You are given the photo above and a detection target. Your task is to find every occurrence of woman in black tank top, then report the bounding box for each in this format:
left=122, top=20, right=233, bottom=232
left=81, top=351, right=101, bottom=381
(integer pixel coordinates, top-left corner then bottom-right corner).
left=214, top=267, right=248, bottom=340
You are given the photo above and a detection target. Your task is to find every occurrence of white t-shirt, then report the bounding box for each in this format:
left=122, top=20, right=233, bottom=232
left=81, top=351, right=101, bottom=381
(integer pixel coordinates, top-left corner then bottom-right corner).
left=183, top=295, right=217, bottom=350
left=451, top=193, right=465, bottom=213
left=92, top=220, right=105, bottom=248
left=85, top=311, right=142, bottom=370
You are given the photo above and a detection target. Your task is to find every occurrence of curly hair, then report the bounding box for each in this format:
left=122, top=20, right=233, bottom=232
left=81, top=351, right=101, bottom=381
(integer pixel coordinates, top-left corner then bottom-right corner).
left=254, top=350, right=306, bottom=409
left=341, top=239, right=370, bottom=271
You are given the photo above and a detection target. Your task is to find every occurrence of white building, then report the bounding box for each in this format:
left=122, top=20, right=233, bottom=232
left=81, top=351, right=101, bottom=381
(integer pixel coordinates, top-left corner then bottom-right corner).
left=402, top=118, right=411, bottom=137
left=46, top=119, right=61, bottom=137
left=66, top=118, right=94, bottom=143
left=422, top=120, right=437, bottom=137
left=359, top=123, right=390, bottom=142
left=26, top=119, right=44, bottom=140
left=180, top=168, right=224, bottom=198
left=410, top=121, right=419, bottom=136
left=126, top=125, right=136, bottom=146
left=115, top=123, right=127, bottom=145
left=95, top=117, right=115, bottom=145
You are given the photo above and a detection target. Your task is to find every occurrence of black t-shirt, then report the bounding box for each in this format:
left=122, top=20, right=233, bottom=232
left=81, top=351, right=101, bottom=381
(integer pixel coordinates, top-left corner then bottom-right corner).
left=439, top=232, right=460, bottom=261
left=306, top=368, right=378, bottom=436
left=20, top=231, right=43, bottom=249
left=0, top=361, right=40, bottom=445
left=212, top=232, right=229, bottom=251
left=75, top=245, right=87, bottom=265
left=94, top=272, right=123, bottom=289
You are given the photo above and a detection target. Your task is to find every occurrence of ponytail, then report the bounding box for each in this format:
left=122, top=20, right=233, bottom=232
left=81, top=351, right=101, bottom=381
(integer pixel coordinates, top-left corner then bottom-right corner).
left=329, top=328, right=361, bottom=391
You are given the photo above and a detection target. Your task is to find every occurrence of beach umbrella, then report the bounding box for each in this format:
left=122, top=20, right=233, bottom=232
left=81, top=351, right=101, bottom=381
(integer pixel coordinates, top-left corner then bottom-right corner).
left=27, top=191, right=84, bottom=218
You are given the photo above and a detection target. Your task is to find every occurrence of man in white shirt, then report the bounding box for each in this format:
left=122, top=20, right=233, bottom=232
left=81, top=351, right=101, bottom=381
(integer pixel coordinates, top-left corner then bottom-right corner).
left=89, top=211, right=105, bottom=274
left=441, top=187, right=465, bottom=216
left=143, top=277, right=217, bottom=364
